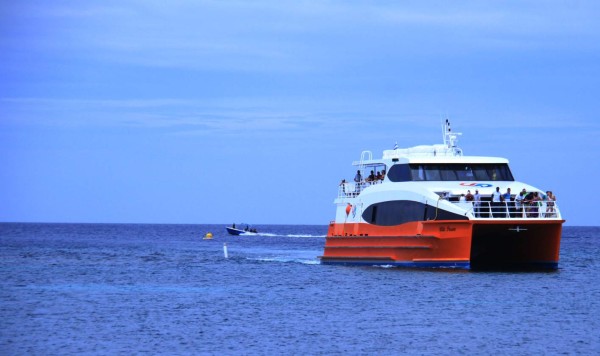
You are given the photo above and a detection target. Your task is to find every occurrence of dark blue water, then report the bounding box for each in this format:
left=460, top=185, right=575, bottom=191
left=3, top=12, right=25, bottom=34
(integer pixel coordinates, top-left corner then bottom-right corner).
left=1, top=224, right=599, bottom=354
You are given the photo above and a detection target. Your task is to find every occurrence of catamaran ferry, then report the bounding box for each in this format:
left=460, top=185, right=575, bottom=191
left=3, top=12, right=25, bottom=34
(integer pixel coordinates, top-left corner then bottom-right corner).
left=320, top=121, right=564, bottom=269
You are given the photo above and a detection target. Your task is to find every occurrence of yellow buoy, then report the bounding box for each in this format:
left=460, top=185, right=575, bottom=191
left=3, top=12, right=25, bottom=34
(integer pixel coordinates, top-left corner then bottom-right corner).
left=203, top=232, right=213, bottom=240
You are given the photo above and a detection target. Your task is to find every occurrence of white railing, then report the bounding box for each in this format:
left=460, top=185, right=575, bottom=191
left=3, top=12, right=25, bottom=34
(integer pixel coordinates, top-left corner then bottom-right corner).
left=335, top=184, right=561, bottom=220
left=453, top=201, right=561, bottom=219
left=337, top=181, right=383, bottom=198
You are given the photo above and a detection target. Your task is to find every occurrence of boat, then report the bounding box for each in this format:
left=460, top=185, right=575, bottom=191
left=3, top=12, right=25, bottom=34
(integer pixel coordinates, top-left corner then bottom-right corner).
left=226, top=225, right=258, bottom=235
left=319, top=120, right=564, bottom=270
left=226, top=227, right=247, bottom=235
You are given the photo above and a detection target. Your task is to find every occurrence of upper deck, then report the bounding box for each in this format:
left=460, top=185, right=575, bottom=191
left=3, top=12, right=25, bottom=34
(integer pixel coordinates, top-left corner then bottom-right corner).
left=336, top=120, right=561, bottom=221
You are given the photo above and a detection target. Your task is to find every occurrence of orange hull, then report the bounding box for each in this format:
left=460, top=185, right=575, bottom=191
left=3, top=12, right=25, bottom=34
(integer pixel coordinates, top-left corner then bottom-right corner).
left=321, top=220, right=563, bottom=269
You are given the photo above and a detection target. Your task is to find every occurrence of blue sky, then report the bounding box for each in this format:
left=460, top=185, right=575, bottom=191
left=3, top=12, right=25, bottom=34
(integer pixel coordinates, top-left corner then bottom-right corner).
left=1, top=1, right=599, bottom=225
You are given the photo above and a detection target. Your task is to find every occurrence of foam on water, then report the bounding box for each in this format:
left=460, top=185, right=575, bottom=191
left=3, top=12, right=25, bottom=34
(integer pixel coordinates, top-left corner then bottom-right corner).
left=249, top=257, right=320, bottom=265
left=253, top=232, right=326, bottom=238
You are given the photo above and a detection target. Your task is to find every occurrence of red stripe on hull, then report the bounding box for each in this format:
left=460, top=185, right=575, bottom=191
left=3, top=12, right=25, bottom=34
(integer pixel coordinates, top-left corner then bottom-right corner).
left=322, top=220, right=563, bottom=269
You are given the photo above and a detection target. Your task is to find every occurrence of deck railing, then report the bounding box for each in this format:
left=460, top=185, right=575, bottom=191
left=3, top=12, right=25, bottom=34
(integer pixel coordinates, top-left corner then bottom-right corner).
left=338, top=181, right=382, bottom=198
left=451, top=201, right=560, bottom=219
left=336, top=184, right=560, bottom=220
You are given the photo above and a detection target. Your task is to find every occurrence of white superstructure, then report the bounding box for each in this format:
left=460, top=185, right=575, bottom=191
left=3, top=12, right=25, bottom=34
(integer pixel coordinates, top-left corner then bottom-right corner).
left=335, top=120, right=561, bottom=225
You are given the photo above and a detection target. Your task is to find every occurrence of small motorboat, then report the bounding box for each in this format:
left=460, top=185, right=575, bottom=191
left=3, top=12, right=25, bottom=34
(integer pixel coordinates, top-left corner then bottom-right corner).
left=226, top=225, right=258, bottom=235
left=226, top=227, right=247, bottom=235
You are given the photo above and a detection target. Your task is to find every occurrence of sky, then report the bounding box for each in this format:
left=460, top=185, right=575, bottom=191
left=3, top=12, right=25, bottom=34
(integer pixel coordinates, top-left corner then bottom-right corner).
left=1, top=1, right=599, bottom=226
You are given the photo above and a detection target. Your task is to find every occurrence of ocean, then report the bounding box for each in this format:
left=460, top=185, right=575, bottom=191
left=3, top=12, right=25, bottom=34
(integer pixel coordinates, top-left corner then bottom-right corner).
left=1, top=223, right=599, bottom=355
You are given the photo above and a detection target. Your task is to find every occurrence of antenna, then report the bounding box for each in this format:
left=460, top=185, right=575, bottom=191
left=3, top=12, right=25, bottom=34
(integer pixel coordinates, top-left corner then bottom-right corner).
left=442, top=117, right=463, bottom=156
left=442, top=117, right=451, bottom=146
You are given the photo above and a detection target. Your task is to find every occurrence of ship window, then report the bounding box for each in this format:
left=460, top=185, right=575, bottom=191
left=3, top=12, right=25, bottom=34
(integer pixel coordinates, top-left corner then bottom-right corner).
left=409, top=165, right=426, bottom=181
left=405, top=163, right=514, bottom=182
left=387, top=164, right=412, bottom=182
left=440, top=166, right=458, bottom=180
left=425, top=165, right=441, bottom=181
left=456, top=166, right=475, bottom=180
left=362, top=200, right=468, bottom=226
left=473, top=166, right=488, bottom=180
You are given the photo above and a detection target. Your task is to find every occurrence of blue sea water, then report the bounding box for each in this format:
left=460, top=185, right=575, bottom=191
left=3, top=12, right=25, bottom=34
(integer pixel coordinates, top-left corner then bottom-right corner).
left=1, top=223, right=599, bottom=355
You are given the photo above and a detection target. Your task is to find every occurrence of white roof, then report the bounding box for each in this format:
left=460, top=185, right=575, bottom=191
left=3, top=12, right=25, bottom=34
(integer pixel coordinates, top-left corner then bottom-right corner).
left=354, top=122, right=508, bottom=166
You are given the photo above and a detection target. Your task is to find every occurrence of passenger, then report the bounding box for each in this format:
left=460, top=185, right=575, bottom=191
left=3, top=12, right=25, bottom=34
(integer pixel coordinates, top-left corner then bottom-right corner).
left=473, top=190, right=482, bottom=217
left=354, top=170, right=363, bottom=195
left=502, top=187, right=512, bottom=201
left=503, top=188, right=514, bottom=217
left=354, top=170, right=362, bottom=183
left=459, top=194, right=466, bottom=203
left=531, top=192, right=542, bottom=218
left=232, top=223, right=236, bottom=229
left=366, top=170, right=375, bottom=183
left=465, top=190, right=474, bottom=202
left=514, top=191, right=525, bottom=218
left=523, top=191, right=534, bottom=217
left=376, top=171, right=382, bottom=181
left=520, top=188, right=528, bottom=215
left=491, top=187, right=504, bottom=218
left=540, top=192, right=547, bottom=217
left=381, top=169, right=386, bottom=181
left=546, top=191, right=556, bottom=217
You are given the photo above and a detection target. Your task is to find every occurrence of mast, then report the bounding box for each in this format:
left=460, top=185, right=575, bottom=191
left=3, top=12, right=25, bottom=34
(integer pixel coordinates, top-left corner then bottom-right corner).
left=442, top=119, right=463, bottom=156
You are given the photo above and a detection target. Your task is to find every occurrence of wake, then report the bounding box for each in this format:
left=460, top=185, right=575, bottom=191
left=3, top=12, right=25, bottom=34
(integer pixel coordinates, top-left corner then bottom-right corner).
left=251, top=233, right=326, bottom=238
left=249, top=256, right=320, bottom=265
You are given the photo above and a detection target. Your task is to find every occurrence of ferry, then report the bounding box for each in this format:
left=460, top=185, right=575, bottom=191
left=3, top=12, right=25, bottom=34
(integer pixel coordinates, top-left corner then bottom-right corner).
left=320, top=120, right=564, bottom=270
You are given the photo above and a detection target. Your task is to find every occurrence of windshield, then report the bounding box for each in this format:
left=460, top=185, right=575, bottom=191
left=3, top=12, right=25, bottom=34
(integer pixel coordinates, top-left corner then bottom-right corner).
left=387, top=163, right=514, bottom=182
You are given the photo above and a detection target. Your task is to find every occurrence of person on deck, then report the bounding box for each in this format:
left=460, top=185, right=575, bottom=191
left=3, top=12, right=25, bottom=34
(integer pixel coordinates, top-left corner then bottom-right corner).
left=354, top=170, right=362, bottom=183
left=354, top=170, right=363, bottom=195
left=514, top=191, right=525, bottom=218
left=546, top=191, right=556, bottom=217
left=523, top=192, right=533, bottom=217
left=491, top=187, right=504, bottom=218
left=465, top=190, right=474, bottom=202
left=366, top=170, right=375, bottom=183
left=502, top=188, right=514, bottom=217
left=474, top=190, right=482, bottom=218
left=531, top=192, right=542, bottom=218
